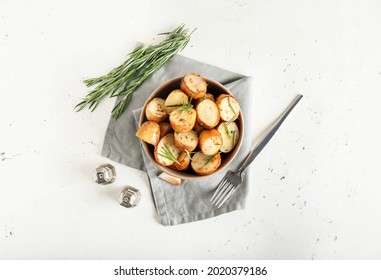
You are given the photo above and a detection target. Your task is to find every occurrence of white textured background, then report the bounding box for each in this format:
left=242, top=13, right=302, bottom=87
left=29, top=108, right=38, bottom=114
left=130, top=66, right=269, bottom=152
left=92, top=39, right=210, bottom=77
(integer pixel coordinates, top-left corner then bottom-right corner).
left=1, top=0, right=381, bottom=259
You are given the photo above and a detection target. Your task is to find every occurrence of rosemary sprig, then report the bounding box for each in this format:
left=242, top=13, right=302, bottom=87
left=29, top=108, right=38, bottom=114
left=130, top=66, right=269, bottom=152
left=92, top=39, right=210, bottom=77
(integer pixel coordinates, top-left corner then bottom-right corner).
left=227, top=97, right=237, bottom=116
left=185, top=150, right=196, bottom=160
left=177, top=102, right=194, bottom=113
left=75, top=24, right=195, bottom=119
left=232, top=130, right=237, bottom=146
left=170, top=97, right=193, bottom=115
left=204, top=152, right=221, bottom=165
left=224, top=97, right=238, bottom=139
left=157, top=144, right=179, bottom=164
left=224, top=116, right=237, bottom=139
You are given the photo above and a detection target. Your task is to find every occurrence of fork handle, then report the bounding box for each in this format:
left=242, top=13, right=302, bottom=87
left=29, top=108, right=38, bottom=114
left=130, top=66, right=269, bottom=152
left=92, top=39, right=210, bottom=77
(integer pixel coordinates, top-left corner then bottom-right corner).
left=237, top=94, right=303, bottom=174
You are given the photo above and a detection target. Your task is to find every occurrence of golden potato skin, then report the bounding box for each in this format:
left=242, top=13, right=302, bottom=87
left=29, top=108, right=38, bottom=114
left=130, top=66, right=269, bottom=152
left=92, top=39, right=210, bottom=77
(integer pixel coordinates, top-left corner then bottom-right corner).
left=215, top=94, right=230, bottom=104
left=164, top=89, right=189, bottom=114
left=216, top=94, right=240, bottom=122
left=180, top=73, right=207, bottom=99
left=135, top=121, right=161, bottom=146
left=174, top=130, right=198, bottom=152
left=194, top=93, right=215, bottom=106
left=198, top=129, right=223, bottom=155
left=169, top=108, right=196, bottom=133
left=193, top=121, right=204, bottom=133
left=191, top=151, right=221, bottom=175
left=145, top=98, right=168, bottom=122
left=196, top=99, right=220, bottom=129
left=171, top=151, right=191, bottom=171
left=154, top=133, right=181, bottom=166
left=216, top=121, right=240, bottom=153
left=159, top=122, right=173, bottom=138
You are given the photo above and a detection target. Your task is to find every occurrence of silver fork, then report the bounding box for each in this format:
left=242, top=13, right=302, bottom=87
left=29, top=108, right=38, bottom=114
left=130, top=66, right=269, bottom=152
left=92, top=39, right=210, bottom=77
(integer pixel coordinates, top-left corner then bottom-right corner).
left=210, top=94, right=303, bottom=208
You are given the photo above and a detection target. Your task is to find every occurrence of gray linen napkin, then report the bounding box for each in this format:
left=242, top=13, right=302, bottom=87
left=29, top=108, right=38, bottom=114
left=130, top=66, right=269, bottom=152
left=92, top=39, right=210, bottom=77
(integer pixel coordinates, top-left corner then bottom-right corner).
left=102, top=54, right=255, bottom=226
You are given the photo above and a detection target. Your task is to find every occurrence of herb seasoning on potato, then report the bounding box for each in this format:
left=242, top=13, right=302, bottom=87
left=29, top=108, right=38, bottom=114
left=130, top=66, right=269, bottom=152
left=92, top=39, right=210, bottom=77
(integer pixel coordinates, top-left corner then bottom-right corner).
left=180, top=73, right=207, bottom=99
left=169, top=105, right=196, bottom=133
left=164, top=89, right=189, bottom=113
left=146, top=98, right=168, bottom=122
left=199, top=129, right=223, bottom=155
left=191, top=151, right=221, bottom=175
left=196, top=99, right=220, bottom=129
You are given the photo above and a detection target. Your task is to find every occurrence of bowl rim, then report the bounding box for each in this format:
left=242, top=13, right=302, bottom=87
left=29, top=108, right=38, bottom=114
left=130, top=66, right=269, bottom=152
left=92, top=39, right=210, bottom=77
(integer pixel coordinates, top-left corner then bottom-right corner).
left=138, top=76, right=245, bottom=180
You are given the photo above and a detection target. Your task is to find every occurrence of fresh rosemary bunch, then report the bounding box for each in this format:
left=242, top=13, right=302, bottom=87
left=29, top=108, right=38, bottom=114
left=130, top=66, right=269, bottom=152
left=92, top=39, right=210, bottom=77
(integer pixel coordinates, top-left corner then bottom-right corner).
left=75, top=24, right=195, bottom=119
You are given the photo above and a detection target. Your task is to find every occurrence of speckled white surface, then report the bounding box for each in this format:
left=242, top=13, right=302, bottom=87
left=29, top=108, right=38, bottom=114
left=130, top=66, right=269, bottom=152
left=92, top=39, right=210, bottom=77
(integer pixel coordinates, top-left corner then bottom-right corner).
left=1, top=0, right=381, bottom=259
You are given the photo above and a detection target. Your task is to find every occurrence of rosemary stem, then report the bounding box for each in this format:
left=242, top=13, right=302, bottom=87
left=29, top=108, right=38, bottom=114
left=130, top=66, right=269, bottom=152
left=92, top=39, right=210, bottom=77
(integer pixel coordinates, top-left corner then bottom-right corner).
left=76, top=24, right=194, bottom=119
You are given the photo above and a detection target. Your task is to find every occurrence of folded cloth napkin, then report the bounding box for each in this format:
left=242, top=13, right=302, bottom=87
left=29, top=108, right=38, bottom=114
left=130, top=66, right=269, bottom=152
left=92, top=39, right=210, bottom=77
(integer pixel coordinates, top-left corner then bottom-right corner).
left=102, top=54, right=255, bottom=226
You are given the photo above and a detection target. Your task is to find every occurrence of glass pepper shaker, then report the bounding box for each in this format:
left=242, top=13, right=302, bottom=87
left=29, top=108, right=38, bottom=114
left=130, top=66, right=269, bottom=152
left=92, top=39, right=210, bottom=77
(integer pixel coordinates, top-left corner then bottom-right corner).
left=93, top=164, right=116, bottom=184
left=119, top=186, right=141, bottom=208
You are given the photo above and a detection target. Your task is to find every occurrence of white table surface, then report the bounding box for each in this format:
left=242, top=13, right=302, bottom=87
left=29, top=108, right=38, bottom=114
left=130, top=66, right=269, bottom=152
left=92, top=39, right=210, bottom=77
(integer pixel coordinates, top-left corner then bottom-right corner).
left=1, top=0, right=381, bottom=260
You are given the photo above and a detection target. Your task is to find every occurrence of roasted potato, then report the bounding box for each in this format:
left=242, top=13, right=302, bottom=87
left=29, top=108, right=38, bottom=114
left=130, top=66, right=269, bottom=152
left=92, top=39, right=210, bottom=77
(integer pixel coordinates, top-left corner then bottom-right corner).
left=216, top=121, right=240, bottom=153
left=169, top=107, right=196, bottom=133
left=135, top=121, right=160, bottom=146
left=192, top=121, right=204, bottom=133
left=199, top=129, right=223, bottom=155
left=171, top=151, right=191, bottom=171
left=174, top=130, right=198, bottom=152
left=216, top=94, right=240, bottom=122
left=215, top=94, right=229, bottom=104
left=180, top=73, right=207, bottom=99
left=203, top=93, right=215, bottom=102
left=191, top=151, right=221, bottom=175
left=154, top=133, right=181, bottom=166
left=196, top=99, right=220, bottom=129
left=194, top=93, right=215, bottom=106
left=145, top=97, right=168, bottom=122
left=159, top=122, right=173, bottom=138
left=164, top=89, right=189, bottom=114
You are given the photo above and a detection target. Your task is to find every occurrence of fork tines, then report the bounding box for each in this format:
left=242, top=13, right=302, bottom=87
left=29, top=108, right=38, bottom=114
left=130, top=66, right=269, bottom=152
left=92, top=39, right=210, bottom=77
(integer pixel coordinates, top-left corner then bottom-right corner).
left=210, top=178, right=238, bottom=208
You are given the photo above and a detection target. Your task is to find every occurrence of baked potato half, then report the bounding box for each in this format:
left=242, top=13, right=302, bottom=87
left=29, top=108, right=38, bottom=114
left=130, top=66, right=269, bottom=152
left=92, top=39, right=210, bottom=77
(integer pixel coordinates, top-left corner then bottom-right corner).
left=194, top=93, right=215, bottom=106
left=164, top=89, right=189, bottom=114
left=196, top=99, right=220, bottom=129
left=199, top=129, right=223, bottom=155
left=191, top=151, right=221, bottom=175
left=135, top=121, right=160, bottom=146
left=159, top=122, right=173, bottom=138
left=216, top=94, right=240, bottom=122
left=192, top=121, right=204, bottom=133
left=145, top=97, right=168, bottom=122
left=180, top=73, right=207, bottom=99
left=174, top=130, right=198, bottom=151
left=216, top=121, right=240, bottom=153
left=169, top=107, right=196, bottom=133
left=171, top=151, right=191, bottom=171
left=154, top=133, right=181, bottom=166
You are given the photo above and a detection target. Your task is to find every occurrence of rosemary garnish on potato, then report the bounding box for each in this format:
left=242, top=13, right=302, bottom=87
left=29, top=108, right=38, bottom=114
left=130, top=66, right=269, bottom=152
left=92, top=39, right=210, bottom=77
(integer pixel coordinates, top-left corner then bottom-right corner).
left=227, top=97, right=237, bottom=116
left=177, top=102, right=194, bottom=113
left=225, top=97, right=238, bottom=139
left=185, top=150, right=196, bottom=160
left=76, top=24, right=195, bottom=119
left=172, top=97, right=193, bottom=114
left=232, top=130, right=237, bottom=146
left=158, top=144, right=179, bottom=164
left=204, top=152, right=220, bottom=165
